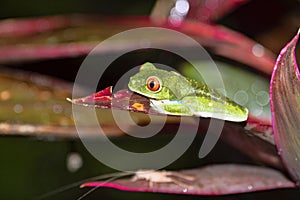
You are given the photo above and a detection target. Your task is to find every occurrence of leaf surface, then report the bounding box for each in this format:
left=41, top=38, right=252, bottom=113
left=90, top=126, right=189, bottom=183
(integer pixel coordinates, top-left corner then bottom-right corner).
left=270, top=29, right=300, bottom=183
left=81, top=164, right=295, bottom=195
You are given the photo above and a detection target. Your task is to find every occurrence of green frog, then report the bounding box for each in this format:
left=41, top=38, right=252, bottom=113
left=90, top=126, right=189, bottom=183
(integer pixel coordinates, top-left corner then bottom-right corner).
left=128, top=62, right=248, bottom=122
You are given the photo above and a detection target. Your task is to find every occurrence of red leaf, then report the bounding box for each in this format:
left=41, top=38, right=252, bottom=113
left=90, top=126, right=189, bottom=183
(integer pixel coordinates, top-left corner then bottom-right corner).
left=81, top=164, right=294, bottom=195
left=187, top=0, right=249, bottom=23
left=0, top=15, right=71, bottom=36
left=0, top=15, right=275, bottom=75
left=69, top=88, right=284, bottom=169
left=69, top=86, right=112, bottom=108
left=69, top=87, right=153, bottom=114
left=270, top=29, right=300, bottom=183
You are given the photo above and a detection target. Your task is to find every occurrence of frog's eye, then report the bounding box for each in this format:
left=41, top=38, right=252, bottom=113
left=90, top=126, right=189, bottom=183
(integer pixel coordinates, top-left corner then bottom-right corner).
left=146, top=76, right=161, bottom=92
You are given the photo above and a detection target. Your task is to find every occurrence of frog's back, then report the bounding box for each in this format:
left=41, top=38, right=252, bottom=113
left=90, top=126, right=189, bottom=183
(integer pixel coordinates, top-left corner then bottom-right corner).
left=186, top=78, right=227, bottom=103
left=185, top=78, right=248, bottom=120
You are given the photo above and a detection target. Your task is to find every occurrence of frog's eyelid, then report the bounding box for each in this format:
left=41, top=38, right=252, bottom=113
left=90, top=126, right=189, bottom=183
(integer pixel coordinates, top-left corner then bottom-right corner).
left=146, top=76, right=162, bottom=83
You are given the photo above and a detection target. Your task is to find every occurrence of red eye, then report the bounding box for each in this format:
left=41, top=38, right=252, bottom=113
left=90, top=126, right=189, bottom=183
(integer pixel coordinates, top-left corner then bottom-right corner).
left=146, top=76, right=161, bottom=92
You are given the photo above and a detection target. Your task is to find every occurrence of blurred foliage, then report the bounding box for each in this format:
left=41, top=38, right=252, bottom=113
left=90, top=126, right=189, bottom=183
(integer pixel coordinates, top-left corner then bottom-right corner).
left=0, top=70, right=73, bottom=126
left=0, top=0, right=155, bottom=19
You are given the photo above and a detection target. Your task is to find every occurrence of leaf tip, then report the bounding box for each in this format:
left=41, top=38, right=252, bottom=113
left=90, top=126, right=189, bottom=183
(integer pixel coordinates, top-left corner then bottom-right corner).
left=66, top=97, right=72, bottom=103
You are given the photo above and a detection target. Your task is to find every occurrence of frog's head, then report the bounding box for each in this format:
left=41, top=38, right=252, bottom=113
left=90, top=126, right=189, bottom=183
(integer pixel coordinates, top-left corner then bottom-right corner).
left=128, top=62, right=192, bottom=100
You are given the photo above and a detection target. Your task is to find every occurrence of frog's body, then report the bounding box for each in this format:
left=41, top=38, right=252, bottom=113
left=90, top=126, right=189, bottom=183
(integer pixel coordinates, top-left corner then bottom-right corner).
left=128, top=62, right=248, bottom=122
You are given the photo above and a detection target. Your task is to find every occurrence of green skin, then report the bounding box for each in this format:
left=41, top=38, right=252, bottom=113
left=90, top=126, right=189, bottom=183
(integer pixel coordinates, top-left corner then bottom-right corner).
left=128, top=62, right=248, bottom=122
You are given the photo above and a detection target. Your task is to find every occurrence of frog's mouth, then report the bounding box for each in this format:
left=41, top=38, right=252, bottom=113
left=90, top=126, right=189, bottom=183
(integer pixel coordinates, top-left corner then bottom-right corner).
left=127, top=80, right=134, bottom=91
left=128, top=84, right=159, bottom=100
left=130, top=89, right=159, bottom=101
